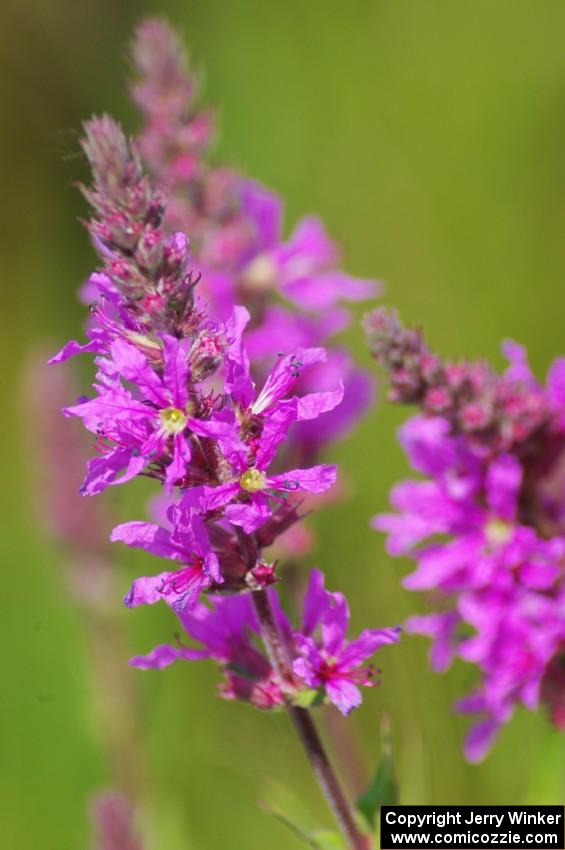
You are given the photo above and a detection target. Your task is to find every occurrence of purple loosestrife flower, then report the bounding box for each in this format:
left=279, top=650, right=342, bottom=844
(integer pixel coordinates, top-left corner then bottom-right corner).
left=131, top=569, right=400, bottom=714
left=50, top=54, right=401, bottom=850
left=54, top=30, right=397, bottom=847
left=55, top=117, right=343, bottom=616
left=367, top=308, right=565, bottom=759
left=63, top=332, right=244, bottom=493
left=293, top=571, right=401, bottom=715
left=182, top=345, right=341, bottom=533
left=112, top=506, right=222, bottom=612
left=129, top=20, right=378, bottom=557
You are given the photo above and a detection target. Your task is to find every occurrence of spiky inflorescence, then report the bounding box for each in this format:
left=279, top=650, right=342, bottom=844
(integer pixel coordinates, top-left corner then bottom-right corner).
left=366, top=307, right=565, bottom=760
left=128, top=19, right=380, bottom=557
left=53, top=109, right=399, bottom=714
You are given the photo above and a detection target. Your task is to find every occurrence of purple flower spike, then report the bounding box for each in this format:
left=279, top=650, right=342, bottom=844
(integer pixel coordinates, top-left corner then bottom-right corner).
left=50, top=23, right=394, bottom=760
left=370, top=311, right=565, bottom=758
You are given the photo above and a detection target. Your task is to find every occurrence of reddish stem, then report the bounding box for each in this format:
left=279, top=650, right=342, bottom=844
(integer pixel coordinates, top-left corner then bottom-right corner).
left=252, top=589, right=370, bottom=850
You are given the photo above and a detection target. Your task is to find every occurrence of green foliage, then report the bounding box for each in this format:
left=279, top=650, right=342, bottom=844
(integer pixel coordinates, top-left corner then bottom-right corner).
left=293, top=687, right=327, bottom=709
left=263, top=805, right=345, bottom=850
left=357, top=715, right=397, bottom=829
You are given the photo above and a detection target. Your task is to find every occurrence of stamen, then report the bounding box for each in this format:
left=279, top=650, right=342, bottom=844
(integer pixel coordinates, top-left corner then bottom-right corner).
left=159, top=406, right=188, bottom=434
left=485, top=518, right=513, bottom=546
left=240, top=468, right=267, bottom=493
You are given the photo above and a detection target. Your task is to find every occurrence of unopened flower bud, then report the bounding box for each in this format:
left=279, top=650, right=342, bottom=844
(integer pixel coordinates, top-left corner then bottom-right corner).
left=135, top=225, right=164, bottom=270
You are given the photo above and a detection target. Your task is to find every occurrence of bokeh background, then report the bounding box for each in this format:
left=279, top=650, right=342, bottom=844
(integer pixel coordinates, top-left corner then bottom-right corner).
left=2, top=1, right=565, bottom=848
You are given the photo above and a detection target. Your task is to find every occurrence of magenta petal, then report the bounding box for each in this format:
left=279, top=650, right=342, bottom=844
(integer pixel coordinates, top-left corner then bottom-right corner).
left=292, top=656, right=319, bottom=688
left=284, top=271, right=380, bottom=310
left=130, top=643, right=208, bottom=669
left=502, top=339, right=536, bottom=385
left=485, top=455, right=521, bottom=521
left=547, top=357, right=565, bottom=408
left=161, top=334, right=190, bottom=406
left=181, top=482, right=239, bottom=513
left=293, top=634, right=325, bottom=686
left=463, top=718, right=501, bottom=763
left=277, top=216, right=337, bottom=271
left=252, top=347, right=327, bottom=415
left=108, top=451, right=148, bottom=488
left=49, top=338, right=104, bottom=364
left=80, top=448, right=133, bottom=495
left=398, top=415, right=455, bottom=476
left=402, top=536, right=481, bottom=591
left=322, top=593, right=349, bottom=657
left=518, top=561, right=559, bottom=590
left=201, top=481, right=240, bottom=511
left=240, top=178, right=282, bottom=248
left=164, top=433, right=191, bottom=489
left=64, top=387, right=150, bottom=426
left=124, top=572, right=175, bottom=607
left=189, top=411, right=247, bottom=466
left=320, top=596, right=350, bottom=656
left=225, top=494, right=271, bottom=533
left=110, top=339, right=166, bottom=406
left=268, top=464, right=337, bottom=494
left=296, top=383, right=344, bottom=421
left=110, top=521, right=181, bottom=559
left=255, top=402, right=298, bottom=469
left=301, top=569, right=332, bottom=636
left=225, top=305, right=253, bottom=404
left=325, top=678, right=363, bottom=715
left=339, top=627, right=401, bottom=667
left=455, top=691, right=487, bottom=715
left=124, top=567, right=209, bottom=612
left=406, top=612, right=460, bottom=673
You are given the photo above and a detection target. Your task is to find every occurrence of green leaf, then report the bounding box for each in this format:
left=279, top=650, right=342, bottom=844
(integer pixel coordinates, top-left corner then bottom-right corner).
left=310, top=830, right=347, bottom=850
left=356, top=713, right=398, bottom=829
left=261, top=802, right=345, bottom=849
left=292, top=686, right=327, bottom=709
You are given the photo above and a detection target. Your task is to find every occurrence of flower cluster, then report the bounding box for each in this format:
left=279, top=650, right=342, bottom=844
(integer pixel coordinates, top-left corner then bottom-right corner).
left=131, top=569, right=400, bottom=715
left=53, top=97, right=398, bottom=715
left=367, top=307, right=565, bottom=759
left=128, top=19, right=378, bottom=555
left=55, top=112, right=339, bottom=581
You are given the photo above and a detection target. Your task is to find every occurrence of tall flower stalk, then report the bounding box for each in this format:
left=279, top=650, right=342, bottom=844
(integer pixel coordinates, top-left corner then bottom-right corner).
left=127, top=19, right=378, bottom=561
left=365, top=307, right=565, bottom=761
left=52, top=25, right=400, bottom=847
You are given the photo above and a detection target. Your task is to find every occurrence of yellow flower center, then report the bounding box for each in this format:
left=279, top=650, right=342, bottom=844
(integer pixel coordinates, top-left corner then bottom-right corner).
left=240, top=468, right=267, bottom=493
left=485, top=518, right=513, bottom=547
left=243, top=254, right=277, bottom=290
left=159, top=406, right=188, bottom=435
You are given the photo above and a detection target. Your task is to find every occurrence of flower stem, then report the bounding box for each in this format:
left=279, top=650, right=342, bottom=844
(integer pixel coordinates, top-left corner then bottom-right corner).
left=252, top=589, right=370, bottom=850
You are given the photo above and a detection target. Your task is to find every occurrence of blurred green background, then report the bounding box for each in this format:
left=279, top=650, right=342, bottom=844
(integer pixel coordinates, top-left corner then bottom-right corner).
left=2, top=1, right=565, bottom=848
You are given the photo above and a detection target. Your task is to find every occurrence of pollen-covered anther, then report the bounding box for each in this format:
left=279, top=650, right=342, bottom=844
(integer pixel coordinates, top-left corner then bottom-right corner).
left=240, top=468, right=267, bottom=493
left=243, top=253, right=277, bottom=291
left=159, top=406, right=188, bottom=434
left=485, top=518, right=513, bottom=546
